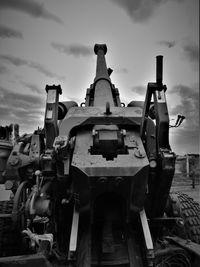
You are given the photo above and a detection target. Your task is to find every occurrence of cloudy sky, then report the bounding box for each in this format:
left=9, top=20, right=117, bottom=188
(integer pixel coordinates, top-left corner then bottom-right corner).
left=0, top=0, right=199, bottom=155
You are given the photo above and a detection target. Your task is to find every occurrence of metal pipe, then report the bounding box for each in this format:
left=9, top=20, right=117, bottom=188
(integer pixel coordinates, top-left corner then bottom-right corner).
left=93, top=44, right=114, bottom=106
left=156, top=55, right=163, bottom=85
left=94, top=44, right=109, bottom=81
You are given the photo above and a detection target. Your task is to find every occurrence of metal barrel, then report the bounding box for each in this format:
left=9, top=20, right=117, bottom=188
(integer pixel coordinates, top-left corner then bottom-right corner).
left=94, top=44, right=108, bottom=79
left=93, top=44, right=114, bottom=107
left=156, top=55, right=163, bottom=85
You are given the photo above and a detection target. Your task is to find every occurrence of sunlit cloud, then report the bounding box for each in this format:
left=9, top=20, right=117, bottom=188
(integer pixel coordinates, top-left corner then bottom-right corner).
left=115, top=67, right=128, bottom=74
left=51, top=42, right=93, bottom=57
left=131, top=85, right=146, bottom=95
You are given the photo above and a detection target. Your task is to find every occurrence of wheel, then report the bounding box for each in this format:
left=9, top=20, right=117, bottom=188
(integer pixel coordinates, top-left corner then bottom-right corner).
left=12, top=181, right=32, bottom=230
left=166, top=192, right=200, bottom=243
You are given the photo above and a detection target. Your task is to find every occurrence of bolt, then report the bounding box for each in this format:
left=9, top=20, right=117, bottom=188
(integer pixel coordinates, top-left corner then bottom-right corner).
left=98, top=177, right=107, bottom=184
left=35, top=170, right=41, bottom=176
left=5, top=180, right=13, bottom=190
left=115, top=176, right=123, bottom=186
left=92, top=129, right=97, bottom=136
left=61, top=198, right=69, bottom=204
left=121, top=129, right=126, bottom=136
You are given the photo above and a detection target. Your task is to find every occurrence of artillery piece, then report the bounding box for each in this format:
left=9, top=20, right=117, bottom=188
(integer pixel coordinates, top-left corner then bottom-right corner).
left=0, top=44, right=200, bottom=267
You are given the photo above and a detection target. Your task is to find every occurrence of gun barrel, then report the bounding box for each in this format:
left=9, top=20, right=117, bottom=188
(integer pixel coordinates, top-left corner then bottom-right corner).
left=93, top=44, right=114, bottom=107
left=156, top=55, right=163, bottom=85
left=94, top=44, right=108, bottom=80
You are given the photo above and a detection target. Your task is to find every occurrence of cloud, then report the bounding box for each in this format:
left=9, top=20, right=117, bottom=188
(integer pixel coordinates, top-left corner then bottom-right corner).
left=0, top=25, right=23, bottom=39
left=0, top=86, right=44, bottom=109
left=0, top=86, right=45, bottom=133
left=21, top=81, right=42, bottom=94
left=181, top=41, right=199, bottom=71
left=0, top=54, right=65, bottom=80
left=131, top=85, right=146, bottom=95
left=169, top=126, right=199, bottom=154
left=0, top=0, right=63, bottom=24
left=51, top=42, right=93, bottom=57
left=0, top=55, right=25, bottom=66
left=110, top=0, right=183, bottom=23
left=115, top=67, right=128, bottom=74
left=0, top=65, right=9, bottom=75
left=169, top=84, right=199, bottom=130
left=157, top=40, right=176, bottom=48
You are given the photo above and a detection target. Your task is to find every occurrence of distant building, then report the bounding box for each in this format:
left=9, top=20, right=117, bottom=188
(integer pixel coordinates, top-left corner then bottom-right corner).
left=175, top=154, right=200, bottom=178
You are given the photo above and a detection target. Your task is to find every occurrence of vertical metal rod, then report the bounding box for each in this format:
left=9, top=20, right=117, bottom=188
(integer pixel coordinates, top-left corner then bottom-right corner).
left=156, top=55, right=163, bottom=85
left=186, top=154, right=189, bottom=178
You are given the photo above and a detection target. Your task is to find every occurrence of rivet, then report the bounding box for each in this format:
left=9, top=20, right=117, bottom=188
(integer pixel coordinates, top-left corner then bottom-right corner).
left=98, top=177, right=107, bottom=183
